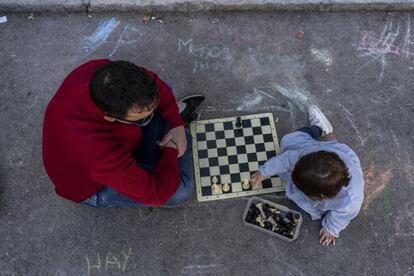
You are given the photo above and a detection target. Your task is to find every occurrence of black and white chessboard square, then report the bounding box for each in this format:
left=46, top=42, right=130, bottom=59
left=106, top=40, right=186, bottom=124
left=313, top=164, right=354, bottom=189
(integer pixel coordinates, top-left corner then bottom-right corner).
left=193, top=114, right=283, bottom=200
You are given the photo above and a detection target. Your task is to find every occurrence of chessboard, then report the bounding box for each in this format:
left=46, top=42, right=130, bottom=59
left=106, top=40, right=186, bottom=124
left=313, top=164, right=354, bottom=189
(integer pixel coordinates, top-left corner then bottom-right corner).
left=190, top=113, right=284, bottom=202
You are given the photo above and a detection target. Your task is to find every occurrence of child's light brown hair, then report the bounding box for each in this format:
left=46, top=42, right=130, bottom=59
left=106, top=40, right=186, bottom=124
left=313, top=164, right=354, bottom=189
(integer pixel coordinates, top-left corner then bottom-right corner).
left=292, top=151, right=351, bottom=199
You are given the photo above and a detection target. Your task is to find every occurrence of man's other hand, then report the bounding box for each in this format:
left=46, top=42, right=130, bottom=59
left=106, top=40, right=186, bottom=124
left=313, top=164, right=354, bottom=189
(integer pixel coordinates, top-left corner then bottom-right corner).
left=158, top=126, right=187, bottom=157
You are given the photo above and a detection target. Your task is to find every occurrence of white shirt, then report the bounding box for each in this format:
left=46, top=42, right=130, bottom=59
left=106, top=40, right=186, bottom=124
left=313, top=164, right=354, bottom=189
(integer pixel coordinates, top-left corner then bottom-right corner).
left=259, top=131, right=365, bottom=237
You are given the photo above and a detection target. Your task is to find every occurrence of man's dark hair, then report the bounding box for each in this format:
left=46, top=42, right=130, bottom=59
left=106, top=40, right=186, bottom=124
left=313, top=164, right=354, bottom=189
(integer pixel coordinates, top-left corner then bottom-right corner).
left=90, top=60, right=159, bottom=118
left=292, top=151, right=351, bottom=199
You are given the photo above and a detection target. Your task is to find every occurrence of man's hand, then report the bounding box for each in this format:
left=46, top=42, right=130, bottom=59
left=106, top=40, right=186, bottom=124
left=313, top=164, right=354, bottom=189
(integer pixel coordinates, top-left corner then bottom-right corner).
left=319, top=228, right=336, bottom=246
left=250, top=171, right=265, bottom=189
left=158, top=126, right=187, bottom=157
left=163, top=141, right=178, bottom=150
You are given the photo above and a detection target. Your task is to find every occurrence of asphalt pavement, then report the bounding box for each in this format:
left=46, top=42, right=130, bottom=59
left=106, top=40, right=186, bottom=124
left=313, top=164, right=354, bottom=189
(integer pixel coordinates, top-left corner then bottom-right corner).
left=0, top=11, right=413, bottom=275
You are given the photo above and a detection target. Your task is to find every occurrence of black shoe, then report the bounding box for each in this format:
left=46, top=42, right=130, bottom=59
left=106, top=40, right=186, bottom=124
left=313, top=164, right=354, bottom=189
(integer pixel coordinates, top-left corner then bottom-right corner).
left=177, top=94, right=205, bottom=122
left=184, top=113, right=198, bottom=125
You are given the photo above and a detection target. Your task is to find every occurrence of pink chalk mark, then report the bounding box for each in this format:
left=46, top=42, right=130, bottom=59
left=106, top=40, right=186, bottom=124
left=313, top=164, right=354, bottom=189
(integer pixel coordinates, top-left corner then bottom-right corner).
left=360, top=32, right=414, bottom=58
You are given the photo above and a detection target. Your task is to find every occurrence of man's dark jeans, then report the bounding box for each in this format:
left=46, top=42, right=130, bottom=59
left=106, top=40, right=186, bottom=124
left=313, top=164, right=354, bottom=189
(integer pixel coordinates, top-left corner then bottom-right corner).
left=81, top=113, right=194, bottom=208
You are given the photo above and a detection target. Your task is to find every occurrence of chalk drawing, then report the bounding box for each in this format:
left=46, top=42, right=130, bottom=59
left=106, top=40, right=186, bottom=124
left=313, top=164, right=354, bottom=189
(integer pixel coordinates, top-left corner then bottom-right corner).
left=338, top=103, right=371, bottom=146
left=394, top=147, right=414, bottom=237
left=180, top=264, right=225, bottom=275
left=311, top=48, right=333, bottom=66
left=178, top=39, right=236, bottom=73
left=85, top=248, right=132, bottom=276
left=0, top=16, right=7, bottom=24
left=105, top=252, right=121, bottom=270
left=109, top=25, right=144, bottom=58
left=395, top=201, right=414, bottom=237
left=244, top=51, right=311, bottom=112
left=205, top=106, right=217, bottom=112
left=369, top=221, right=378, bottom=237
left=355, top=16, right=414, bottom=81
left=178, top=235, right=225, bottom=275
left=267, top=239, right=304, bottom=275
left=392, top=130, right=414, bottom=236
left=359, top=125, right=414, bottom=210
left=254, top=88, right=276, bottom=100
left=270, top=82, right=310, bottom=111
left=362, top=163, right=393, bottom=209
left=233, top=49, right=312, bottom=126
left=82, top=18, right=120, bottom=54
left=237, top=91, right=264, bottom=111
left=22, top=94, right=39, bottom=115
left=178, top=40, right=312, bottom=125
left=236, top=87, right=295, bottom=114
left=247, top=47, right=288, bottom=64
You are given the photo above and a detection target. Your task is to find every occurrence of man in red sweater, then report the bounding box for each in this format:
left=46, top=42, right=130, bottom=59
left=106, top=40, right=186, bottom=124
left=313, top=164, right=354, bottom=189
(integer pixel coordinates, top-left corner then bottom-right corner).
left=42, top=59, right=204, bottom=207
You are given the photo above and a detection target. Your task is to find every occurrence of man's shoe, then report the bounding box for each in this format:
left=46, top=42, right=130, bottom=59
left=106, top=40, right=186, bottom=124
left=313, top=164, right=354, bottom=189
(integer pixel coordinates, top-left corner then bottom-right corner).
left=177, top=94, right=205, bottom=122
left=184, top=113, right=198, bottom=125
left=307, top=105, right=333, bottom=136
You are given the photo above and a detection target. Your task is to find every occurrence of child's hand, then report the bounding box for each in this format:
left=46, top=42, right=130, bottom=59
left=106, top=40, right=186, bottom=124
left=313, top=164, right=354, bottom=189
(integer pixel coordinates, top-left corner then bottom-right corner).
left=250, top=171, right=265, bottom=189
left=319, top=228, right=336, bottom=246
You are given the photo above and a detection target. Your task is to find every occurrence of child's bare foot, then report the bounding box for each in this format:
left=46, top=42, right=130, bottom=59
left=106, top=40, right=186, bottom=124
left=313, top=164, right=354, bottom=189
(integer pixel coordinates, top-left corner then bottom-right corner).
left=307, top=105, right=333, bottom=137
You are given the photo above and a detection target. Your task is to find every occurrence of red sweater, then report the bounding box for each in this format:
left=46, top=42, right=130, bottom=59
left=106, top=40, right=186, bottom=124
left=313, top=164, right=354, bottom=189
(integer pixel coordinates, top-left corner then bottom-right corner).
left=42, top=59, right=184, bottom=206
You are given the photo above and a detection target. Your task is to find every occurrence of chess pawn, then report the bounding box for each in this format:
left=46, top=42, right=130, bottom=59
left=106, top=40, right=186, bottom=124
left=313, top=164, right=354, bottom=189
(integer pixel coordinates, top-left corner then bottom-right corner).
left=222, top=182, right=231, bottom=192
left=211, top=176, right=219, bottom=184
left=242, top=179, right=250, bottom=190
left=235, top=116, right=242, bottom=128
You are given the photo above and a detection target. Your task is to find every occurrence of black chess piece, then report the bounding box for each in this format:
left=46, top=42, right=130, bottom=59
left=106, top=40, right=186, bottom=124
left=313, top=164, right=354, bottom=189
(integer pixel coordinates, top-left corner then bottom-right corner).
left=293, top=213, right=300, bottom=221
left=235, top=116, right=242, bottom=128
left=245, top=211, right=254, bottom=224
left=249, top=204, right=260, bottom=217
left=286, top=212, right=294, bottom=222
left=264, top=208, right=272, bottom=218
left=264, top=222, right=273, bottom=231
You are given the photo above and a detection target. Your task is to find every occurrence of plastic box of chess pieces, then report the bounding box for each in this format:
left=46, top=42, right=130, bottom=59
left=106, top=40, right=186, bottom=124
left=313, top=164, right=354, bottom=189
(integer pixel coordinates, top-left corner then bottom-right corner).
left=242, top=197, right=303, bottom=242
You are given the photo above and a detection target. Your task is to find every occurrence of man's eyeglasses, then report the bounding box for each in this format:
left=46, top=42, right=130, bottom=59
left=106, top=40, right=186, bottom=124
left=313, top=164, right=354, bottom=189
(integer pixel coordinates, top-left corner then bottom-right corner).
left=105, top=112, right=154, bottom=127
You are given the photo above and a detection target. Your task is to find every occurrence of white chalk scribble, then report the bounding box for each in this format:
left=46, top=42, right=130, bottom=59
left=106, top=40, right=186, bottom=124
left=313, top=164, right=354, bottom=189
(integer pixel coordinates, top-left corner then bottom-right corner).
left=237, top=91, right=264, bottom=111
left=82, top=18, right=120, bottom=54
left=178, top=38, right=236, bottom=73
left=311, top=48, right=333, bottom=66
left=355, top=16, right=414, bottom=81
left=109, top=25, right=144, bottom=57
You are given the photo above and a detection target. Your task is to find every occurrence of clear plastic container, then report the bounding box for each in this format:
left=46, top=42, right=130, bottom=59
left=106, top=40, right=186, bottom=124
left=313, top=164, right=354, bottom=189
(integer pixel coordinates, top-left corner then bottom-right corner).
left=242, top=196, right=303, bottom=242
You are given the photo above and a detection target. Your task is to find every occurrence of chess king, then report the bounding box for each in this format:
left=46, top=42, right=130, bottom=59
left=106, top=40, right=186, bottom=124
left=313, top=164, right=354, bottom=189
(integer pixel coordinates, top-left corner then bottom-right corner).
left=42, top=60, right=204, bottom=207
left=250, top=105, right=365, bottom=246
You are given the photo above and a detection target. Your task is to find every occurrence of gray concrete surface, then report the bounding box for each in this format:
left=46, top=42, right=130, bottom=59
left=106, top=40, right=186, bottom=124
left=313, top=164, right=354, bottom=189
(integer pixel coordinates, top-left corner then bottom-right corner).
left=3, top=0, right=414, bottom=13
left=0, top=11, right=414, bottom=276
